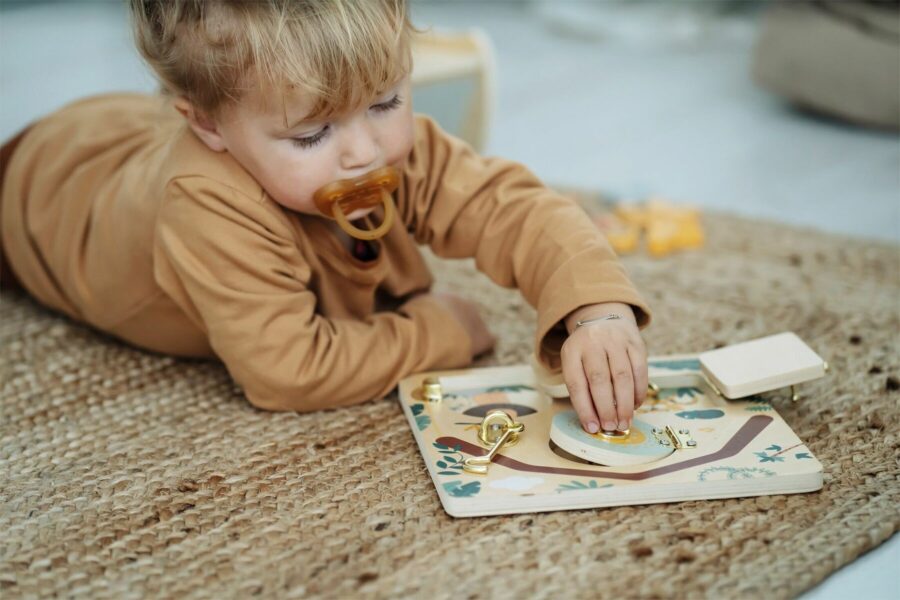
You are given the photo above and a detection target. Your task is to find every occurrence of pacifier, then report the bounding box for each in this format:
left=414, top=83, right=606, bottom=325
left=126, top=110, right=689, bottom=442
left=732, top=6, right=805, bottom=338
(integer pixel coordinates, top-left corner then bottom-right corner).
left=312, top=166, right=400, bottom=240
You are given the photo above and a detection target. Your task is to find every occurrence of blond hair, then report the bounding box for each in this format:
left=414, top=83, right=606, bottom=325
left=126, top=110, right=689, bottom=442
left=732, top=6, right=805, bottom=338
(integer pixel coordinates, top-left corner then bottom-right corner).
left=130, top=0, right=412, bottom=120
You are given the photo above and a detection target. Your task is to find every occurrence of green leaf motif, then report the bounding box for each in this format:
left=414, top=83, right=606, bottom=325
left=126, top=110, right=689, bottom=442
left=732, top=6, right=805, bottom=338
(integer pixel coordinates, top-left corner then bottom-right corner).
left=795, top=452, right=812, bottom=460
left=485, top=384, right=535, bottom=393
left=659, top=387, right=702, bottom=400
left=556, top=480, right=613, bottom=493
left=435, top=449, right=467, bottom=476
left=415, top=414, right=431, bottom=431
left=443, top=480, right=481, bottom=498
left=411, top=403, right=425, bottom=416
left=754, top=452, right=785, bottom=463
left=697, top=466, right=776, bottom=481
left=745, top=397, right=772, bottom=411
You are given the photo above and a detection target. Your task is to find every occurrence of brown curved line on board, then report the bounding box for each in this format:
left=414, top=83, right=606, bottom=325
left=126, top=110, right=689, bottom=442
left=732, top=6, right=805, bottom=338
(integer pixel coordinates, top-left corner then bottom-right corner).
left=435, top=415, right=773, bottom=481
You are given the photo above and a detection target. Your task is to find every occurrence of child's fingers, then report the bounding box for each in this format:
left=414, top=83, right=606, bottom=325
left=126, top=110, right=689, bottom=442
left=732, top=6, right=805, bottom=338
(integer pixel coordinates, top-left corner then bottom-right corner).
left=608, top=348, right=634, bottom=430
left=562, top=348, right=600, bottom=433
left=628, top=343, right=648, bottom=408
left=582, top=352, right=617, bottom=432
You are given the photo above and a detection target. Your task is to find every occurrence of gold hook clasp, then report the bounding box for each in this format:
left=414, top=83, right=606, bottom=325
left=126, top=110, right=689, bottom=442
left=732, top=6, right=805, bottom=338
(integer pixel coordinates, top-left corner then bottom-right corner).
left=463, top=410, right=524, bottom=475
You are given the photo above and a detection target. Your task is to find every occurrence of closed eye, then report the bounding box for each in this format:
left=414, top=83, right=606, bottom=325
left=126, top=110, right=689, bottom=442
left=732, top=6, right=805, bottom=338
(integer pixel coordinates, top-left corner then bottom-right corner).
left=291, top=125, right=329, bottom=149
left=371, top=94, right=403, bottom=113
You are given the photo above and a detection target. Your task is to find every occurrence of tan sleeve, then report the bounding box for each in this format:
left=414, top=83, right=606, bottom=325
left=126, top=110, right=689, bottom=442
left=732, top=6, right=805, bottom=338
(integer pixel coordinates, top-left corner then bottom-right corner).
left=399, top=116, right=652, bottom=371
left=153, top=176, right=471, bottom=412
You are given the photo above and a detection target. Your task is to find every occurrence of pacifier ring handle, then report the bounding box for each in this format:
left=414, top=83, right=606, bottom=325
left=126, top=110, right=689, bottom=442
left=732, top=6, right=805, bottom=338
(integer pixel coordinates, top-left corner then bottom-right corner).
left=331, top=189, right=396, bottom=241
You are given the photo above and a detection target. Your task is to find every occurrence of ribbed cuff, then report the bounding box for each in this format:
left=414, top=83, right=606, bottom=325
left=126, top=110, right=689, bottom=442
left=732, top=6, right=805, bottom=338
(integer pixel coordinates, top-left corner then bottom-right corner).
left=535, top=253, right=651, bottom=372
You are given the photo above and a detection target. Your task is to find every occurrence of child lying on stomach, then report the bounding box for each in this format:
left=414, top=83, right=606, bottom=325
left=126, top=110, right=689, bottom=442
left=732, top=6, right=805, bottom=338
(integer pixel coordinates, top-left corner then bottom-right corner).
left=0, top=0, right=651, bottom=435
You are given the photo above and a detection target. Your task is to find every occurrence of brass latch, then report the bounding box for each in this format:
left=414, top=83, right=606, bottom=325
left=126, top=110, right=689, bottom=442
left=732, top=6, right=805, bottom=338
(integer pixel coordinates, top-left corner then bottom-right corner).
left=651, top=426, right=697, bottom=450
left=462, top=410, right=524, bottom=475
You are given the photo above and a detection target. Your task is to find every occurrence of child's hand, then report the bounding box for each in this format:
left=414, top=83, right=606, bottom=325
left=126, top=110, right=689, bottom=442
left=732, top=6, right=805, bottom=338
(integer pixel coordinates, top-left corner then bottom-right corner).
left=429, top=292, right=496, bottom=358
left=561, top=302, right=648, bottom=434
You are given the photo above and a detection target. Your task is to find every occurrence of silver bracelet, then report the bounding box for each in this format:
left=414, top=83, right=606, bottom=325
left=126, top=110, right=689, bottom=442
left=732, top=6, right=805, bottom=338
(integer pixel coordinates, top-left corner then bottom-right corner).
left=574, top=314, right=622, bottom=330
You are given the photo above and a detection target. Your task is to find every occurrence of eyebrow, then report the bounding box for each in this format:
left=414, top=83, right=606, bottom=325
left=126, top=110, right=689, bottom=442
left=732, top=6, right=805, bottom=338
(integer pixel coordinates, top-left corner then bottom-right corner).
left=283, top=116, right=313, bottom=132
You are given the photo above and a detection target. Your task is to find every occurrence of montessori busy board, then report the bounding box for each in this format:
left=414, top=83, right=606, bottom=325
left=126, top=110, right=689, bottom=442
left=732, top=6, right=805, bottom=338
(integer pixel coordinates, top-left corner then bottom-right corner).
left=399, top=333, right=826, bottom=518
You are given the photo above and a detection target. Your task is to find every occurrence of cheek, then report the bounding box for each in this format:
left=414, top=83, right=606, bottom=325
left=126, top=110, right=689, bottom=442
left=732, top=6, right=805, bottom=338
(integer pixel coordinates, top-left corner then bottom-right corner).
left=383, top=111, right=416, bottom=166
left=255, top=146, right=337, bottom=215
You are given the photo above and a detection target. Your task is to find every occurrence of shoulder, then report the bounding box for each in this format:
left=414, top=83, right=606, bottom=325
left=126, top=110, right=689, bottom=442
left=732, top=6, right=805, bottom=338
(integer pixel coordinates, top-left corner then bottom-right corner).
left=44, top=92, right=172, bottom=119
left=404, top=114, right=476, bottom=180
left=164, top=126, right=266, bottom=204
left=159, top=123, right=294, bottom=230
left=159, top=173, right=291, bottom=242
left=411, top=113, right=466, bottom=152
left=155, top=173, right=309, bottom=283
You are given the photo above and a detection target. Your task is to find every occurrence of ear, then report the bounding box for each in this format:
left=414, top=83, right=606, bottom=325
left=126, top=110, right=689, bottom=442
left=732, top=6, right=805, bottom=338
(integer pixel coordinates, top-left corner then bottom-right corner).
left=174, top=97, right=228, bottom=152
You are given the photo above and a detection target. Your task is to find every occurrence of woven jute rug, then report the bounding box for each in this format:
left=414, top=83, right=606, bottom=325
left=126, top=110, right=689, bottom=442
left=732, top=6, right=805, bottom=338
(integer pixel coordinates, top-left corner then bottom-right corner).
left=1, top=198, right=898, bottom=599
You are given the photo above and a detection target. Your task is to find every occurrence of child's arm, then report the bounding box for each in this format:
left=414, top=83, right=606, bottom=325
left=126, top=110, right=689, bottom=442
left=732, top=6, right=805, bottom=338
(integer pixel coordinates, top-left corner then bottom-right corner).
left=399, top=116, right=652, bottom=429
left=154, top=177, right=475, bottom=412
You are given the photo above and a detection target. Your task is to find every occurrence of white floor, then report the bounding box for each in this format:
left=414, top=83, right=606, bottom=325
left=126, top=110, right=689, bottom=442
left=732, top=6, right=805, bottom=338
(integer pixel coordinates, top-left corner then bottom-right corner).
left=0, top=1, right=897, bottom=597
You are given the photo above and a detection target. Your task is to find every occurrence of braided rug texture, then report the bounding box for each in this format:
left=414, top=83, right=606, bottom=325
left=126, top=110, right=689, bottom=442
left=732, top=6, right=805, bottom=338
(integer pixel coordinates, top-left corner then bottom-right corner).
left=1, top=204, right=898, bottom=599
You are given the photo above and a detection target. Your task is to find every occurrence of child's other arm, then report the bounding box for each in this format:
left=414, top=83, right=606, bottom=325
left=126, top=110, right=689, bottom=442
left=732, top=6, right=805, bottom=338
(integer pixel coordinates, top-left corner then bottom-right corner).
left=154, top=178, right=474, bottom=412
left=400, top=116, right=651, bottom=367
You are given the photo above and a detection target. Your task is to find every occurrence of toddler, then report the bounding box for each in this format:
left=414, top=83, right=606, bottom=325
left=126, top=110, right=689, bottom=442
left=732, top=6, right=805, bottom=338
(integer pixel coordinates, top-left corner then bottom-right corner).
left=0, top=0, right=651, bottom=435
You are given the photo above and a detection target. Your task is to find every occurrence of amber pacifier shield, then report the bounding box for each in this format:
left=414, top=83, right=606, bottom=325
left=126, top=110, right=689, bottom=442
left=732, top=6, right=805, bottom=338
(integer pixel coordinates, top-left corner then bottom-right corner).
left=312, top=166, right=400, bottom=240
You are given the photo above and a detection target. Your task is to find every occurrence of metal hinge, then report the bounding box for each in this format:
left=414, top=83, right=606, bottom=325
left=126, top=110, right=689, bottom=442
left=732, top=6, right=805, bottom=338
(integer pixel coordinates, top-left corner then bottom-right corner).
left=651, top=425, right=697, bottom=450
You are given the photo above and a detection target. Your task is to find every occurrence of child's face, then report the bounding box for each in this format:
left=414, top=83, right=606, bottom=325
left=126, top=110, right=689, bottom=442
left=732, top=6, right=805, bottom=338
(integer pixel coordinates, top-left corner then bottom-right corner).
left=203, top=77, right=414, bottom=220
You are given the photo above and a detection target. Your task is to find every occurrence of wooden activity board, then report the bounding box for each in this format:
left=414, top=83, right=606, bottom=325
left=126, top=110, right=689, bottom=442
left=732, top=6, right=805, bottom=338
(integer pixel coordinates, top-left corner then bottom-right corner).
left=399, top=340, right=824, bottom=518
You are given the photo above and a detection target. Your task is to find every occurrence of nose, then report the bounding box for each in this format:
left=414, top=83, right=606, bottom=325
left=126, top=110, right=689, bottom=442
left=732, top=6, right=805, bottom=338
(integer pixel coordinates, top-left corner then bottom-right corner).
left=339, top=116, right=380, bottom=173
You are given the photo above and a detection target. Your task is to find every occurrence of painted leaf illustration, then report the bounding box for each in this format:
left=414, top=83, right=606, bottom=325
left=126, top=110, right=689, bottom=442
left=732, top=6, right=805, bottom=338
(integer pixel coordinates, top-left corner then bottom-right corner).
left=437, top=461, right=447, bottom=469
left=795, top=452, right=812, bottom=459
left=486, top=384, right=535, bottom=393
left=766, top=445, right=782, bottom=452
left=676, top=409, right=725, bottom=420
left=411, top=403, right=424, bottom=416
left=754, top=452, right=785, bottom=463
left=415, top=415, right=431, bottom=431
left=443, top=480, right=481, bottom=497
left=556, top=479, right=612, bottom=493
left=659, top=387, right=701, bottom=400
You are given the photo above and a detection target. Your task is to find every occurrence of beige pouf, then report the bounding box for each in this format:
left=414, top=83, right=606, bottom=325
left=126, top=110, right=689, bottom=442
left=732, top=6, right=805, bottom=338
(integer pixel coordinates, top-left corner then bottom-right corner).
left=753, top=0, right=900, bottom=130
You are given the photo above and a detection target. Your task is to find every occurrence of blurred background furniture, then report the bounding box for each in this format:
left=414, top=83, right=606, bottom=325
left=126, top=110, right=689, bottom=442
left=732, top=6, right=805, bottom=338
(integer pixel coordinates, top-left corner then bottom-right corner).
left=411, top=29, right=495, bottom=152
left=753, top=0, right=900, bottom=130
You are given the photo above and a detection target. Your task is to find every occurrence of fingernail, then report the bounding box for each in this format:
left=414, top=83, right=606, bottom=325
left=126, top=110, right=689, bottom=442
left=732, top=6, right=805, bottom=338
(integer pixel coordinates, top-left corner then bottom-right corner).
left=602, top=421, right=616, bottom=432
left=586, top=422, right=599, bottom=434
left=618, top=421, right=628, bottom=431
